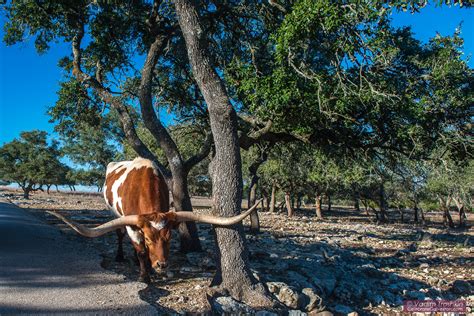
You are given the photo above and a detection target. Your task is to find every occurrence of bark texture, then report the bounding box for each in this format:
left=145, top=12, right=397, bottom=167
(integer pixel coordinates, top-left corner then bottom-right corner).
left=173, top=0, right=272, bottom=307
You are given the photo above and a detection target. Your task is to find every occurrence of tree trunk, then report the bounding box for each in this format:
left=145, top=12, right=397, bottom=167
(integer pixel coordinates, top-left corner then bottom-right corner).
left=459, top=205, right=467, bottom=227
left=361, top=199, right=370, bottom=216
left=453, top=197, right=467, bottom=228
left=46, top=184, right=51, bottom=194
left=379, top=183, right=387, bottom=222
left=55, top=184, right=59, bottom=192
left=269, top=183, right=276, bottom=213
left=414, top=205, right=419, bottom=223
left=315, top=194, right=323, bottom=219
left=285, top=192, right=294, bottom=217
left=261, top=192, right=269, bottom=212
left=23, top=187, right=31, bottom=199
left=439, top=197, right=454, bottom=228
left=326, top=193, right=331, bottom=212
left=353, top=191, right=360, bottom=211
left=398, top=207, right=404, bottom=223
left=174, top=0, right=272, bottom=306
left=420, top=207, right=426, bottom=224
left=296, top=193, right=302, bottom=210
left=247, top=176, right=260, bottom=234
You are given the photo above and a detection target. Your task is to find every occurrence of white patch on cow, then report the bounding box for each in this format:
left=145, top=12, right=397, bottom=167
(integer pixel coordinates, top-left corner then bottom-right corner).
left=150, top=220, right=167, bottom=231
left=126, top=226, right=143, bottom=244
left=103, top=184, right=111, bottom=207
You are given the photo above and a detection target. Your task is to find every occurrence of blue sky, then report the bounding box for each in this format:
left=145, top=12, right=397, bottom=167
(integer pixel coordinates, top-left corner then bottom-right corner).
left=0, top=5, right=473, bottom=146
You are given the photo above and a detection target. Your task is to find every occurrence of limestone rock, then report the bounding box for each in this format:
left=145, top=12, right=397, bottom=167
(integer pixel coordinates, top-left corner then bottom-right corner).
left=302, top=287, right=324, bottom=312
left=266, top=282, right=302, bottom=309
left=212, top=296, right=254, bottom=313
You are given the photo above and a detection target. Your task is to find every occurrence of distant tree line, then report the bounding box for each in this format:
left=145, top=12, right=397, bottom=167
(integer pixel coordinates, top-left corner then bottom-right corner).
left=0, top=130, right=114, bottom=198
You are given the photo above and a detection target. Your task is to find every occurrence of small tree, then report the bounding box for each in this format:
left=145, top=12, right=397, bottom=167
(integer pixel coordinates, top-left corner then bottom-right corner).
left=426, top=157, right=473, bottom=227
left=0, top=131, right=64, bottom=198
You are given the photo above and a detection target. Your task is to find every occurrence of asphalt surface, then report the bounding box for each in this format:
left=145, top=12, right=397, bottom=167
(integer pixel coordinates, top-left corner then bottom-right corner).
left=0, top=200, right=157, bottom=315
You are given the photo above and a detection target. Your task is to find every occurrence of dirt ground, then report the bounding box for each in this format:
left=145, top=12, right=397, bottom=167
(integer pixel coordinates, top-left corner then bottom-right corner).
left=1, top=187, right=472, bottom=315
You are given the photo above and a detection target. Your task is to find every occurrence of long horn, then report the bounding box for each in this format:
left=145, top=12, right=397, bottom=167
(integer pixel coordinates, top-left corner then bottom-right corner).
left=173, top=199, right=262, bottom=225
left=46, top=211, right=140, bottom=237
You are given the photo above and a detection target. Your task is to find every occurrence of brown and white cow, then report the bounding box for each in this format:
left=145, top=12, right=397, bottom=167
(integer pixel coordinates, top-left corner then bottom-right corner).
left=48, top=157, right=259, bottom=283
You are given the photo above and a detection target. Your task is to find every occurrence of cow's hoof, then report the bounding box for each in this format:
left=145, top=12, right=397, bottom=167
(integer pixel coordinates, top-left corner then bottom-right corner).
left=138, top=275, right=151, bottom=284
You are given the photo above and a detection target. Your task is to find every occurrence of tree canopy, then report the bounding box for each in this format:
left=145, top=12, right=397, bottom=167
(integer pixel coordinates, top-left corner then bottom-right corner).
left=0, top=130, right=70, bottom=198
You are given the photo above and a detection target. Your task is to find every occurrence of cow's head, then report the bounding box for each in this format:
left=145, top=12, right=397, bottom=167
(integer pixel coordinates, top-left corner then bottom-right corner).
left=136, top=212, right=177, bottom=270
left=47, top=201, right=260, bottom=270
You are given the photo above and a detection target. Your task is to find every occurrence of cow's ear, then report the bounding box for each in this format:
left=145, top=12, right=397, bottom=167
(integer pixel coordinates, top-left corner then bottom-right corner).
left=164, top=212, right=180, bottom=229
left=135, top=215, right=148, bottom=229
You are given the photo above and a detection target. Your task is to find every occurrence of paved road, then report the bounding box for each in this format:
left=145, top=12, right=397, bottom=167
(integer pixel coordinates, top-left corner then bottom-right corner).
left=0, top=200, right=157, bottom=315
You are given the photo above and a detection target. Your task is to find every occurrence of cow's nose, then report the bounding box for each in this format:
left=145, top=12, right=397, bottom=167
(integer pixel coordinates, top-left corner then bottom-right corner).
left=157, top=261, right=168, bottom=269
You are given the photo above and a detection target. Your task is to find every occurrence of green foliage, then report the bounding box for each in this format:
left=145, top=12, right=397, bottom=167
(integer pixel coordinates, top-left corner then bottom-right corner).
left=0, top=131, right=69, bottom=197
left=123, top=124, right=211, bottom=196
left=426, top=155, right=474, bottom=208
left=227, top=0, right=473, bottom=159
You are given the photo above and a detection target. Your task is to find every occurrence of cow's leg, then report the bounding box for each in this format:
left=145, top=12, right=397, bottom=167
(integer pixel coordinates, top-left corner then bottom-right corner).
left=126, top=227, right=150, bottom=283
left=115, top=228, right=126, bottom=262
left=132, top=242, right=151, bottom=283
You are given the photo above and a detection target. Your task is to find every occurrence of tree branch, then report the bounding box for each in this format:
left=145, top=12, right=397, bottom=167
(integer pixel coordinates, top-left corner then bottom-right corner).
left=138, top=28, right=189, bottom=182
left=184, top=132, right=213, bottom=171
left=70, top=22, right=171, bottom=180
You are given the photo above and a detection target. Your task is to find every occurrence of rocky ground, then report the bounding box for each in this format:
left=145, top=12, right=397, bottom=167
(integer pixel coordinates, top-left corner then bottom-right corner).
left=1, top=187, right=472, bottom=315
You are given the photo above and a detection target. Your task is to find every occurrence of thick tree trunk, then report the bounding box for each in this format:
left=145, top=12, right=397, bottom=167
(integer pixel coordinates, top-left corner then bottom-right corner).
left=23, top=188, right=31, bottom=199
left=315, top=194, right=323, bottom=219
left=285, top=192, right=294, bottom=217
left=171, top=174, right=202, bottom=252
left=269, top=183, right=276, bottom=213
left=174, top=0, right=272, bottom=306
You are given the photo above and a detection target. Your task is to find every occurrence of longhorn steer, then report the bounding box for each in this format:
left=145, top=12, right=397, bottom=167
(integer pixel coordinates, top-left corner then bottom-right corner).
left=48, top=157, right=259, bottom=283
